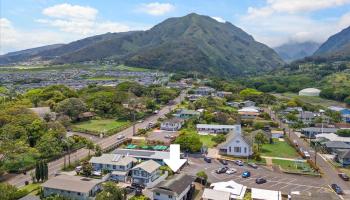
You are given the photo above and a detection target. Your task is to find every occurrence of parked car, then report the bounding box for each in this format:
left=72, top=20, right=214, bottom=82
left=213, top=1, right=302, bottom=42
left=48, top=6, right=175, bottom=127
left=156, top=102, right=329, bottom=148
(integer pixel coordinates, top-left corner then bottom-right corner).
left=303, top=151, right=310, bottom=159
left=234, top=160, right=244, bottom=166
left=293, top=140, right=298, bottom=147
left=248, top=162, right=258, bottom=169
left=131, top=183, right=145, bottom=189
left=117, top=134, right=125, bottom=140
left=135, top=187, right=143, bottom=196
left=331, top=184, right=343, bottom=195
left=226, top=168, right=237, bottom=175
left=137, top=119, right=144, bottom=123
left=338, top=173, right=350, bottom=181
left=255, top=177, right=267, bottom=184
left=204, top=157, right=212, bottom=163
left=242, top=171, right=251, bottom=178
left=219, top=159, right=228, bottom=165
left=92, top=171, right=102, bottom=176
left=153, top=110, right=159, bottom=114
left=216, top=167, right=228, bottom=174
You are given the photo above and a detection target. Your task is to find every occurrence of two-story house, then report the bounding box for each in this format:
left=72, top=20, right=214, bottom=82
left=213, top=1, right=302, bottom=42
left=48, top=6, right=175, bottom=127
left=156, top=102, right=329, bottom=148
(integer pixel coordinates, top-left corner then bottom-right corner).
left=218, top=131, right=252, bottom=157
left=131, top=160, right=162, bottom=187
left=152, top=174, right=195, bottom=200
left=89, top=154, right=137, bottom=182
left=196, top=124, right=241, bottom=135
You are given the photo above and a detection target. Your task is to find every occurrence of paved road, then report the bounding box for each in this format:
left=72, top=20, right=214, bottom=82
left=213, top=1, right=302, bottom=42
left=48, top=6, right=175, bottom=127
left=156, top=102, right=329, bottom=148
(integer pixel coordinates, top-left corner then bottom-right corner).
left=6, top=92, right=186, bottom=187
left=267, top=107, right=350, bottom=199
left=183, top=157, right=331, bottom=195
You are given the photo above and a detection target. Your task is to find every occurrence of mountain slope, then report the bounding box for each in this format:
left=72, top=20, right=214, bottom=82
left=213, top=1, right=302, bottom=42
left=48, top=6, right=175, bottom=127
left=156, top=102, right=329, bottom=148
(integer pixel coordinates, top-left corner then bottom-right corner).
left=0, top=44, right=64, bottom=65
left=274, top=42, right=320, bottom=62
left=314, top=26, right=350, bottom=59
left=56, top=13, right=284, bottom=75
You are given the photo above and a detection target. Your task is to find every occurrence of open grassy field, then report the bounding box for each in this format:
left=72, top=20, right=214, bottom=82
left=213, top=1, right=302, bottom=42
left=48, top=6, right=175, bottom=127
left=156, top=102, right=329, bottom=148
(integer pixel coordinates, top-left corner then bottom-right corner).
left=261, top=138, right=299, bottom=158
left=272, top=159, right=315, bottom=174
left=72, top=119, right=131, bottom=135
left=274, top=92, right=345, bottom=107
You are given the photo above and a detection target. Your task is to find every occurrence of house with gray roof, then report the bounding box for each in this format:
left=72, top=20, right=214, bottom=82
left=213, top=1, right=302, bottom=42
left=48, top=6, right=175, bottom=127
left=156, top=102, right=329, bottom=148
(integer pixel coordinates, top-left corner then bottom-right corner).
left=325, top=141, right=350, bottom=153
left=202, top=188, right=231, bottom=200
left=89, top=154, right=137, bottom=182
left=218, top=131, right=252, bottom=157
left=113, top=149, right=174, bottom=165
left=152, top=174, right=195, bottom=200
left=196, top=124, right=241, bottom=134
left=160, top=118, right=185, bottom=131
left=301, top=127, right=338, bottom=138
left=173, top=109, right=200, bottom=119
left=42, top=174, right=103, bottom=200
left=336, top=149, right=350, bottom=166
left=131, top=160, right=162, bottom=187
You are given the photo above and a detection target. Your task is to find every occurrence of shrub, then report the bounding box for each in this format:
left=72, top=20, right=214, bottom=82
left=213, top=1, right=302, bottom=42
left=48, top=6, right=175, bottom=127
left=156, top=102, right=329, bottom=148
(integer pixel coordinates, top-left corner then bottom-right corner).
left=336, top=129, right=350, bottom=137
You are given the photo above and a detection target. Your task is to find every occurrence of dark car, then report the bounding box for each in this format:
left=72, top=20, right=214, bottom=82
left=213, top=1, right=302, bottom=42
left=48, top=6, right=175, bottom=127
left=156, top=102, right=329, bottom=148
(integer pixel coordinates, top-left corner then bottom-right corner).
left=339, top=173, right=349, bottom=181
left=248, top=162, right=258, bottom=169
left=125, top=186, right=135, bottom=194
left=331, top=184, right=343, bottom=195
left=242, top=171, right=251, bottom=178
left=255, top=177, right=267, bottom=184
left=131, top=183, right=145, bottom=189
left=135, top=187, right=143, bottom=196
left=219, top=159, right=228, bottom=165
left=216, top=167, right=228, bottom=174
left=204, top=157, right=212, bottom=163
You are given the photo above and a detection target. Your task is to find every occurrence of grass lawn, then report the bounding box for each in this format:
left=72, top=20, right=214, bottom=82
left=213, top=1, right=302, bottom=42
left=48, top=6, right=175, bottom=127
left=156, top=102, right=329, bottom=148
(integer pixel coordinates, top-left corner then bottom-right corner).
left=72, top=119, right=130, bottom=135
left=272, top=159, right=315, bottom=173
left=19, top=183, right=41, bottom=195
left=261, top=138, right=299, bottom=158
left=180, top=128, right=217, bottom=148
left=275, top=92, right=345, bottom=107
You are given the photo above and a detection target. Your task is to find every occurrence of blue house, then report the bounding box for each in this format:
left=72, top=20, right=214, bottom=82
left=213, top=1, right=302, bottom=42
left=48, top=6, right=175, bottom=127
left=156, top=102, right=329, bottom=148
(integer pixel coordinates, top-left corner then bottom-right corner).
left=329, top=106, right=350, bottom=123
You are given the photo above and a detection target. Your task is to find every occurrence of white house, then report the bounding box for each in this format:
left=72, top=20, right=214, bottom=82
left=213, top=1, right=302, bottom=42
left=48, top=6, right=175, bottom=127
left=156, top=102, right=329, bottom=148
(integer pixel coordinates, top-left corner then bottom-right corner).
left=215, top=91, right=232, bottom=98
left=152, top=174, right=195, bottom=200
left=218, top=131, right=252, bottom=157
left=210, top=180, right=247, bottom=199
left=238, top=107, right=260, bottom=119
left=42, top=174, right=103, bottom=200
left=89, top=154, right=136, bottom=182
left=160, top=118, right=185, bottom=131
left=196, top=124, right=241, bottom=134
left=202, top=188, right=231, bottom=200
left=193, top=86, right=216, bottom=96
left=131, top=160, right=162, bottom=187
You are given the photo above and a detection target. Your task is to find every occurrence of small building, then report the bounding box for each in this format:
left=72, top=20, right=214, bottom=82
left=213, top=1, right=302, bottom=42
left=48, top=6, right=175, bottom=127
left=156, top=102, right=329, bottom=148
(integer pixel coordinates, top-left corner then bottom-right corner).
left=301, top=127, right=338, bottom=138
left=131, top=160, right=162, bottom=187
left=290, top=190, right=340, bottom=200
left=227, top=101, right=256, bottom=108
left=215, top=91, right=232, bottom=98
left=251, top=188, right=282, bottom=200
left=210, top=180, right=247, bottom=199
left=298, top=88, right=321, bottom=96
left=328, top=106, right=350, bottom=123
left=152, top=174, right=195, bottom=200
left=196, top=124, right=241, bottom=134
left=89, top=154, right=136, bottom=182
left=283, top=107, right=303, bottom=114
left=173, top=109, right=200, bottom=119
left=193, top=86, right=216, bottom=96
left=336, top=149, right=350, bottom=166
left=202, top=188, right=231, bottom=200
left=160, top=118, right=185, bottom=131
left=187, top=94, right=202, bottom=101
left=167, top=82, right=188, bottom=89
left=324, top=141, right=350, bottom=153
left=218, top=131, right=252, bottom=157
left=238, top=107, right=260, bottom=119
left=29, top=107, right=56, bottom=120
left=77, top=112, right=96, bottom=121
left=297, top=111, right=319, bottom=124
left=42, top=175, right=103, bottom=200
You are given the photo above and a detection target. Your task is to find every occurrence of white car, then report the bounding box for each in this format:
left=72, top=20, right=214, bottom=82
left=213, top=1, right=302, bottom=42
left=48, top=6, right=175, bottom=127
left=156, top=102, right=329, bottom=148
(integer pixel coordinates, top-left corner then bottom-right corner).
left=117, top=134, right=125, bottom=140
left=226, top=168, right=237, bottom=174
left=92, top=171, right=102, bottom=176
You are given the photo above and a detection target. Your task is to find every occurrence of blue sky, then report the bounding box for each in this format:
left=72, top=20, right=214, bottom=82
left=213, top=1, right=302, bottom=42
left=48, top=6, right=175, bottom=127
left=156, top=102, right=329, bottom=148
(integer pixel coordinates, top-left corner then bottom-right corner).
left=1, top=0, right=350, bottom=54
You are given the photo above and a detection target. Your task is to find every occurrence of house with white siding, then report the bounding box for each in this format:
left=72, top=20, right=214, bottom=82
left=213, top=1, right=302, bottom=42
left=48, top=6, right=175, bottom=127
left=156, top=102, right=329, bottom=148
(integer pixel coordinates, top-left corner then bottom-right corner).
left=218, top=131, right=252, bottom=157
left=196, top=124, right=241, bottom=135
left=131, top=160, right=162, bottom=187
left=160, top=118, right=185, bottom=131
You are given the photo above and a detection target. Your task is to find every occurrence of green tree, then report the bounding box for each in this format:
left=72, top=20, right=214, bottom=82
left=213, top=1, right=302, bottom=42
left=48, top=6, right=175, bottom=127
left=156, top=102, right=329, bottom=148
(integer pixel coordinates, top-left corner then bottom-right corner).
left=175, top=133, right=202, bottom=153
left=211, top=134, right=226, bottom=144
left=55, top=98, right=87, bottom=121
left=345, top=96, right=350, bottom=106
left=254, top=131, right=268, bottom=152
left=196, top=171, right=208, bottom=185
left=129, top=195, right=149, bottom=200
left=0, top=183, right=26, bottom=200
left=96, top=182, right=125, bottom=200
left=81, top=161, right=92, bottom=177
left=336, top=129, right=350, bottom=137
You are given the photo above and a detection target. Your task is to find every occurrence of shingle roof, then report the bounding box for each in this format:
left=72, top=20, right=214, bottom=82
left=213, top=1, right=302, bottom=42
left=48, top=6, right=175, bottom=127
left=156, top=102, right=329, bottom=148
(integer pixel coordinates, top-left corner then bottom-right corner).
left=197, top=124, right=239, bottom=129
left=202, top=188, right=231, bottom=200
left=132, top=160, right=160, bottom=173
left=152, top=174, right=195, bottom=196
left=325, top=141, right=350, bottom=149
left=338, top=149, right=350, bottom=159
left=219, top=131, right=252, bottom=149
left=113, top=149, right=170, bottom=160
left=41, top=174, right=103, bottom=193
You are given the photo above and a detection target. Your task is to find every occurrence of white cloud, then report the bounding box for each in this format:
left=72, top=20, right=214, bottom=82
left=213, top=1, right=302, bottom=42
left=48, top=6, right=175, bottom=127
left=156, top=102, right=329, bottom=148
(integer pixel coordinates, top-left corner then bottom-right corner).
left=42, top=3, right=98, bottom=20
left=137, top=2, right=175, bottom=16
left=39, top=3, right=130, bottom=35
left=247, top=0, right=350, bottom=18
left=0, top=18, right=66, bottom=54
left=211, top=16, right=226, bottom=23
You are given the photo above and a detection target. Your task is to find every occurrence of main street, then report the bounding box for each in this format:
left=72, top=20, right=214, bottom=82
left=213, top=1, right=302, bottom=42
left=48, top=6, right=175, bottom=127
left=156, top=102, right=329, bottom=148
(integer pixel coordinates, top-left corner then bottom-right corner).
left=6, top=91, right=186, bottom=187
left=267, top=107, right=350, bottom=199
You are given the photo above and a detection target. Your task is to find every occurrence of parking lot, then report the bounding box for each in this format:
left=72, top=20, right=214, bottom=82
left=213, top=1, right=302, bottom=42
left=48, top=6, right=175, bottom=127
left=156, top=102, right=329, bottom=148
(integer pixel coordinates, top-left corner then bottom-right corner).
left=182, top=157, right=332, bottom=195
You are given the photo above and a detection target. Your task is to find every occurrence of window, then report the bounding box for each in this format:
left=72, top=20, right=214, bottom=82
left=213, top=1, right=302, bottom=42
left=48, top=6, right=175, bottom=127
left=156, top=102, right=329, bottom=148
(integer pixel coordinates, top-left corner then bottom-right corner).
left=229, top=147, right=231, bottom=152
left=77, top=192, right=81, bottom=196
left=234, top=147, right=241, bottom=153
left=156, top=192, right=160, bottom=196
left=168, top=195, right=173, bottom=198
left=244, top=147, right=247, bottom=153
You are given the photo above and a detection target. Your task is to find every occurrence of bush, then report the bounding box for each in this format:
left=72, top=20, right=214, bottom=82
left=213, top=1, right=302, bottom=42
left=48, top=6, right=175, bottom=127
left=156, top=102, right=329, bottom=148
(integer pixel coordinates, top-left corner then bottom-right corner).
left=211, top=134, right=226, bottom=144
left=336, top=129, right=350, bottom=137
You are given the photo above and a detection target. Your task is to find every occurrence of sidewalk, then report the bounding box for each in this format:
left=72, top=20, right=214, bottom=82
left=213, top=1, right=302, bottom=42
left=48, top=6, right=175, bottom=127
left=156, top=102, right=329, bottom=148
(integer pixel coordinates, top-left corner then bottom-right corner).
left=262, top=156, right=307, bottom=162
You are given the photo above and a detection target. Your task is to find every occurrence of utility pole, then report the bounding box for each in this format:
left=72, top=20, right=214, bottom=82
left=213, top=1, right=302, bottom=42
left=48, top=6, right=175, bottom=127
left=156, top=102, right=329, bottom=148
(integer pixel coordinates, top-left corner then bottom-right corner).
left=132, top=112, right=136, bottom=136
